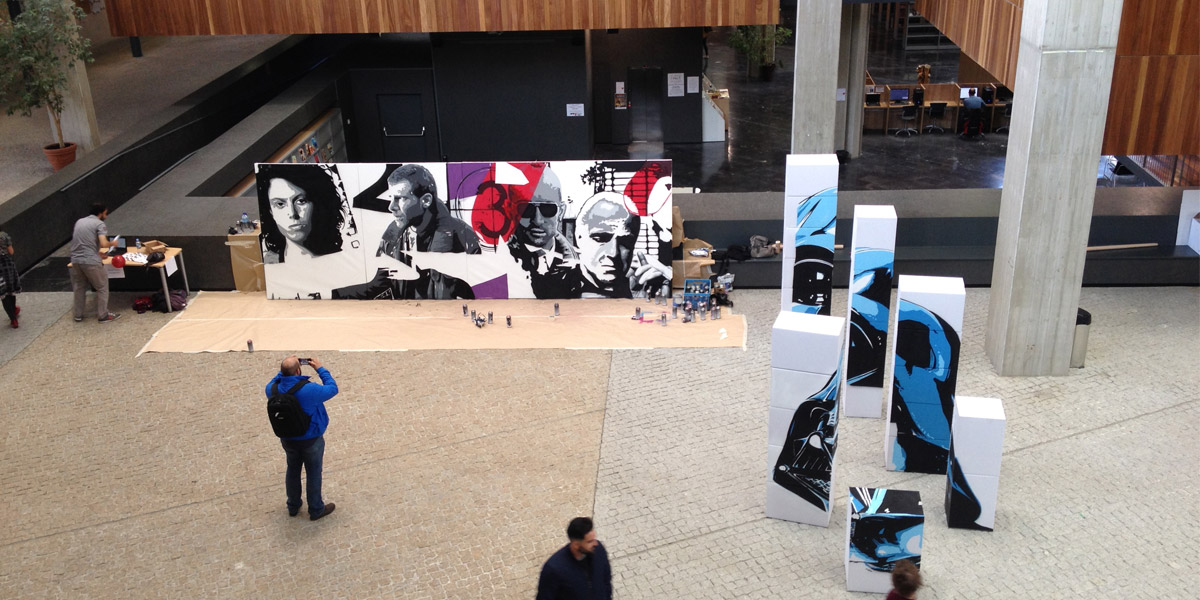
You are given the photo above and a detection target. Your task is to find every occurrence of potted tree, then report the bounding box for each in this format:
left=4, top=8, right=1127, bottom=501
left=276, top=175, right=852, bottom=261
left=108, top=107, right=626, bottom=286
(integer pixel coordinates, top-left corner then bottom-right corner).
left=0, top=0, right=93, bottom=171
left=727, top=25, right=793, bottom=82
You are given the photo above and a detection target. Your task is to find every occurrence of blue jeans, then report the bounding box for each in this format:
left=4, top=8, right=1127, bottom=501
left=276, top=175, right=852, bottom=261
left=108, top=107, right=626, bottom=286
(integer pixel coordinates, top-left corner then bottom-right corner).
left=281, top=436, right=325, bottom=517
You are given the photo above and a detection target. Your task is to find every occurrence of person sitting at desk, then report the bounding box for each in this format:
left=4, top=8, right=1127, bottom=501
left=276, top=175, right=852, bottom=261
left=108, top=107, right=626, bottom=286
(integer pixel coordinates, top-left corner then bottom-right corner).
left=961, top=88, right=985, bottom=110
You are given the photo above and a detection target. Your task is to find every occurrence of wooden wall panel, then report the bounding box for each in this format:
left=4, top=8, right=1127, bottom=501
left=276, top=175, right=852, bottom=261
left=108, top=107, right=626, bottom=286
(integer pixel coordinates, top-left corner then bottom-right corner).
left=1103, top=55, right=1200, bottom=155
left=104, top=0, right=778, bottom=36
left=920, top=0, right=1198, bottom=156
left=1117, top=0, right=1199, bottom=56
left=915, top=0, right=1021, bottom=89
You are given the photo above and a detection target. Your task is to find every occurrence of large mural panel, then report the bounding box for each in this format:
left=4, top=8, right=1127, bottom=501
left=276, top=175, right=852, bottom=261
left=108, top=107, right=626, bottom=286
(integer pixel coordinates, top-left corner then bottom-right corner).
left=256, top=160, right=673, bottom=300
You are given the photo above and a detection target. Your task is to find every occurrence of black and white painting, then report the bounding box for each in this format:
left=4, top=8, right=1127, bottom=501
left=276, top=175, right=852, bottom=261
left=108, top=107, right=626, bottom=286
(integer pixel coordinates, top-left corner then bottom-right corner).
left=256, top=160, right=673, bottom=300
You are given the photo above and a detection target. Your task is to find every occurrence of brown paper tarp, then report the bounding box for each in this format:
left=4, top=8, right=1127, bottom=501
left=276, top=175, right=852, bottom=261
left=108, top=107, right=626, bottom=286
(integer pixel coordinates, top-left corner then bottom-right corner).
left=139, top=292, right=747, bottom=354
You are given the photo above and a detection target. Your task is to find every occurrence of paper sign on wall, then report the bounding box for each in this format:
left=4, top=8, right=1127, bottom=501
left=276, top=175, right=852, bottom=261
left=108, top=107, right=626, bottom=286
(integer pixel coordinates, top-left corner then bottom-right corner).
left=615, top=81, right=625, bottom=94
left=687, top=76, right=700, bottom=94
left=566, top=103, right=585, bottom=117
left=667, top=72, right=685, bottom=97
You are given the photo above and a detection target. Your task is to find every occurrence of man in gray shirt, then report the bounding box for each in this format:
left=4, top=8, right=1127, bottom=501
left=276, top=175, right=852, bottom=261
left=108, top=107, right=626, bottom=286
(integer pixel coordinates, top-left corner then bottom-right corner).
left=70, top=203, right=121, bottom=323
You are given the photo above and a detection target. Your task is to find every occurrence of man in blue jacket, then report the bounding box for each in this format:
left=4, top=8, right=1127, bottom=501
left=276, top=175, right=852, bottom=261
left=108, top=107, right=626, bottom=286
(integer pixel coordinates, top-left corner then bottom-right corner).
left=267, top=354, right=339, bottom=520
left=536, top=517, right=612, bottom=600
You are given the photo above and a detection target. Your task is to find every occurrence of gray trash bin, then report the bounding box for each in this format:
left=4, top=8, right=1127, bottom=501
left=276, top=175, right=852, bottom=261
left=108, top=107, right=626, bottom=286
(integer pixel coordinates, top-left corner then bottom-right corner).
left=1070, top=308, right=1091, bottom=368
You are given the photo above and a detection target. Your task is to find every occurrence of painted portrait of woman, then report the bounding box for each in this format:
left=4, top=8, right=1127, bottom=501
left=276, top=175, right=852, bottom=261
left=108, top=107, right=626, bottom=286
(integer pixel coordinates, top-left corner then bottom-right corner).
left=256, top=163, right=347, bottom=264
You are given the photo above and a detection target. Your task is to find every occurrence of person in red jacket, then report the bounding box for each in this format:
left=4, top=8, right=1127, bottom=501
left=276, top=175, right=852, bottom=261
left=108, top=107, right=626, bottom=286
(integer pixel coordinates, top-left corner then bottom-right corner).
left=887, top=559, right=922, bottom=599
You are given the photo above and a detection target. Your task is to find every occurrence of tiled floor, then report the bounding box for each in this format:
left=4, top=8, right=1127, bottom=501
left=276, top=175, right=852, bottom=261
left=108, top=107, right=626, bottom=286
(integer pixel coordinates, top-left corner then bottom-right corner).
left=1, top=286, right=1196, bottom=598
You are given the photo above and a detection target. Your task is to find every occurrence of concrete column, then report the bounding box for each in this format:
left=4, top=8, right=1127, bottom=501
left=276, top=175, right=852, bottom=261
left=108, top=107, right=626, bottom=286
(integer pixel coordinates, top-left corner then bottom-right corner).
left=985, top=0, right=1124, bottom=376
left=836, top=3, right=869, bottom=158
left=790, top=0, right=841, bottom=154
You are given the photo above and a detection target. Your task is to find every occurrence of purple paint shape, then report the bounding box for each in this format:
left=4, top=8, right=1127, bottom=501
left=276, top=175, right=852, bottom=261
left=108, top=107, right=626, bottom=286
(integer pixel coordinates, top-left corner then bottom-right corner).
left=471, top=273, right=509, bottom=299
left=447, top=162, right=494, bottom=204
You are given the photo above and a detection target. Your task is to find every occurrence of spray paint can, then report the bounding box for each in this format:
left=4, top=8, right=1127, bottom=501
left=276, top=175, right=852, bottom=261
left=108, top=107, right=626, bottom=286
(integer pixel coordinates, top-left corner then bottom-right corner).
left=247, top=339, right=254, bottom=353
left=554, top=302, right=560, bottom=316
left=462, top=304, right=468, bottom=316
left=506, top=315, right=512, bottom=328
left=700, top=307, right=707, bottom=321
left=660, top=312, right=667, bottom=326
left=714, top=306, right=721, bottom=320
left=672, top=305, right=678, bottom=319
left=471, top=309, right=476, bottom=320
left=634, top=306, right=642, bottom=319
left=488, top=311, right=493, bottom=325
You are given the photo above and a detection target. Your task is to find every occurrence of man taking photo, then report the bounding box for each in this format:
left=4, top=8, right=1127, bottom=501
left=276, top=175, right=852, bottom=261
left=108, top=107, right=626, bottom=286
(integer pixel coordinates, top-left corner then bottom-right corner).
left=266, top=354, right=339, bottom=520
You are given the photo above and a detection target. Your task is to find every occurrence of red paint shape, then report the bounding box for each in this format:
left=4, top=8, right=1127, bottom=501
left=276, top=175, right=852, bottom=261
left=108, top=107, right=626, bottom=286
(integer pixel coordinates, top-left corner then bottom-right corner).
left=469, top=162, right=547, bottom=244
left=621, top=161, right=670, bottom=216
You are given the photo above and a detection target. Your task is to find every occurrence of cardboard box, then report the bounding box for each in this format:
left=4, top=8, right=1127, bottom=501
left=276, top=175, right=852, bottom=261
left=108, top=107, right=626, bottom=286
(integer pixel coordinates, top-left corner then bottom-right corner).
left=672, top=237, right=714, bottom=289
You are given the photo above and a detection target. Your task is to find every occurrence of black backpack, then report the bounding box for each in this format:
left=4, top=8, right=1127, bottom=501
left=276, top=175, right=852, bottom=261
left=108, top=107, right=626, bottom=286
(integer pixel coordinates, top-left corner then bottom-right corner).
left=267, top=380, right=311, bottom=438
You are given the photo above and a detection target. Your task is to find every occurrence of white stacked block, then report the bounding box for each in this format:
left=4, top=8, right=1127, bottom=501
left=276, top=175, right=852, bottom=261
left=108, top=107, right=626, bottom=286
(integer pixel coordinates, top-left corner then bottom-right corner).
left=782, top=154, right=838, bottom=313
left=767, top=310, right=846, bottom=527
left=765, top=444, right=835, bottom=526
left=842, top=205, right=897, bottom=419
left=770, top=311, right=846, bottom=375
left=883, top=275, right=966, bottom=473
left=947, top=396, right=1006, bottom=531
left=845, top=487, right=924, bottom=594
left=893, top=275, right=966, bottom=334
left=784, top=154, right=840, bottom=224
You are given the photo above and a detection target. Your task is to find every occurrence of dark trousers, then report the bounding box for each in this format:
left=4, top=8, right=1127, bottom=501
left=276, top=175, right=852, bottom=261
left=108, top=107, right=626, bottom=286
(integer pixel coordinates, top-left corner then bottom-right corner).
left=281, top=435, right=325, bottom=517
left=2, top=294, right=15, bottom=320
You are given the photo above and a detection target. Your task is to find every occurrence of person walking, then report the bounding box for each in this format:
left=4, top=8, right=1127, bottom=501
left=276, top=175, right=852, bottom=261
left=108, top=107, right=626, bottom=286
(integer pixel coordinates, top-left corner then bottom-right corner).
left=536, top=517, right=612, bottom=600
left=266, top=354, right=339, bottom=520
left=0, top=229, right=20, bottom=328
left=886, top=559, right=922, bottom=599
left=69, top=203, right=121, bottom=323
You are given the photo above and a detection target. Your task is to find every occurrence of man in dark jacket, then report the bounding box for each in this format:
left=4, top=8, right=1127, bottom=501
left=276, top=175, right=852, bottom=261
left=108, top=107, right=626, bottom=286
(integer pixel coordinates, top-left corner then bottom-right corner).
left=375, top=164, right=480, bottom=299
left=536, top=517, right=612, bottom=600
left=266, top=354, right=339, bottom=520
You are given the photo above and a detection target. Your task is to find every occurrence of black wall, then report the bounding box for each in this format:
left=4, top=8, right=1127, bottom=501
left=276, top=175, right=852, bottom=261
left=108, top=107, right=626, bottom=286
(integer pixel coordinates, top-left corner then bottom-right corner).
left=591, top=28, right=705, bottom=145
left=431, top=31, right=590, bottom=161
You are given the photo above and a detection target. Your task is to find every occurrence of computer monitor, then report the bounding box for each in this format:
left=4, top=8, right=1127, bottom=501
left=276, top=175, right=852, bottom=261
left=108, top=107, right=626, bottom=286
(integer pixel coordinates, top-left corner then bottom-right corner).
left=889, top=89, right=909, bottom=103
left=996, top=85, right=1014, bottom=102
left=959, top=87, right=977, bottom=99
left=865, top=93, right=881, bottom=106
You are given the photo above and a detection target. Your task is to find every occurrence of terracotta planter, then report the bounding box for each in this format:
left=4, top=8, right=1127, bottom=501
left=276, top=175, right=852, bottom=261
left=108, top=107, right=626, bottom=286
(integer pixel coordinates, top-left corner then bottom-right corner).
left=42, top=142, right=77, bottom=172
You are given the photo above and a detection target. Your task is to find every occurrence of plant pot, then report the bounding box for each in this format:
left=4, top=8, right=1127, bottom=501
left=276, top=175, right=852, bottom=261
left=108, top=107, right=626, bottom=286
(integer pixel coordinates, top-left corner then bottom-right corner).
left=42, top=142, right=77, bottom=171
left=758, top=63, right=777, bottom=82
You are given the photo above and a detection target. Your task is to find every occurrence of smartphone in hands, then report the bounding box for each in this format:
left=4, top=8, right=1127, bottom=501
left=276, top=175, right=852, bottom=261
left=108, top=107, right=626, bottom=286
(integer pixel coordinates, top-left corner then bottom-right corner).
left=298, top=358, right=310, bottom=366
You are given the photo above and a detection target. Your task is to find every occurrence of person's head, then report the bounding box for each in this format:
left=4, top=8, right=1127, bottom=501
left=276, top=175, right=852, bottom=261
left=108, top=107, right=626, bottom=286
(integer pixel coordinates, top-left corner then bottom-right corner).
left=257, top=164, right=345, bottom=258
left=968, top=88, right=977, bottom=97
left=566, top=517, right=598, bottom=557
left=386, top=164, right=439, bottom=231
left=280, top=355, right=301, bottom=376
left=90, top=203, right=108, bottom=220
left=575, top=192, right=638, bottom=287
left=515, top=168, right=564, bottom=249
left=891, top=559, right=922, bottom=597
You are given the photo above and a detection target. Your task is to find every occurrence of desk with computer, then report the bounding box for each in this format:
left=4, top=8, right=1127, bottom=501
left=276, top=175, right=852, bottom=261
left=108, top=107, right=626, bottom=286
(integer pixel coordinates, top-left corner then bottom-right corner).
left=862, top=82, right=1013, bottom=136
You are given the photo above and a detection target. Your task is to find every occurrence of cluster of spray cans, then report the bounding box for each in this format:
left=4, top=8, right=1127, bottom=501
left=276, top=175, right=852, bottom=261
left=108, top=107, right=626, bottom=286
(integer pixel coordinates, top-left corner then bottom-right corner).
left=463, top=303, right=512, bottom=328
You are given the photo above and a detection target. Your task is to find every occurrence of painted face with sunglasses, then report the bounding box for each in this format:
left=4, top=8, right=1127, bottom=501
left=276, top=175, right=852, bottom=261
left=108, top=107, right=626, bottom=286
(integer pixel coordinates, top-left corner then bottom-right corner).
left=515, top=171, right=564, bottom=250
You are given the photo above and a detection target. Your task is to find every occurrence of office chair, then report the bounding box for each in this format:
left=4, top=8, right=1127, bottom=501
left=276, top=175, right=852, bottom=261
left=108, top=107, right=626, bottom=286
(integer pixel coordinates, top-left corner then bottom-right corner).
left=995, top=102, right=1013, bottom=134
left=922, top=102, right=947, bottom=134
left=959, top=107, right=984, bottom=138
left=893, top=105, right=919, bottom=137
